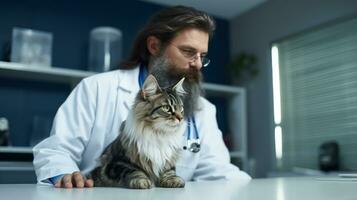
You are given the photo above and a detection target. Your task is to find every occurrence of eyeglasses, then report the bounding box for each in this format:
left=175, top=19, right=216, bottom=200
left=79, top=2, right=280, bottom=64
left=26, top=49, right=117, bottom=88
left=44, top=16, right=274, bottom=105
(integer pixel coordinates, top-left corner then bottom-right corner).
left=170, top=43, right=210, bottom=67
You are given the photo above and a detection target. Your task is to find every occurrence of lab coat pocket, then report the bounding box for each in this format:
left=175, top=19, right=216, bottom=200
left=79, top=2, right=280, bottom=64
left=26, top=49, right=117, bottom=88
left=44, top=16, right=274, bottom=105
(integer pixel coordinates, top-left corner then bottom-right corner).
left=176, top=149, right=199, bottom=181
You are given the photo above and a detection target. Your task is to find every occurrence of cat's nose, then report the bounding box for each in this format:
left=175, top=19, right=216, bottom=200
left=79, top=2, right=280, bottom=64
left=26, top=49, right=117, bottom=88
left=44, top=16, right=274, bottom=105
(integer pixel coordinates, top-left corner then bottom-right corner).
left=174, top=113, right=183, bottom=121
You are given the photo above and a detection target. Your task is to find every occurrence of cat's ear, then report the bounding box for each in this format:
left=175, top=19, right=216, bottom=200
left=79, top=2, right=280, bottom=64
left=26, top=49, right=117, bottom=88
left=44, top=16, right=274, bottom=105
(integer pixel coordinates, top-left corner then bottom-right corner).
left=141, top=74, right=161, bottom=99
left=173, top=77, right=186, bottom=96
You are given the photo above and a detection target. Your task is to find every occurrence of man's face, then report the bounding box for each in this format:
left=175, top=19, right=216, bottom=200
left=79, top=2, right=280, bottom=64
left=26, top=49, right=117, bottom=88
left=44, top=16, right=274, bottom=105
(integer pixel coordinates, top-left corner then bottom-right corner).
left=164, top=28, right=209, bottom=71
left=149, top=28, right=209, bottom=117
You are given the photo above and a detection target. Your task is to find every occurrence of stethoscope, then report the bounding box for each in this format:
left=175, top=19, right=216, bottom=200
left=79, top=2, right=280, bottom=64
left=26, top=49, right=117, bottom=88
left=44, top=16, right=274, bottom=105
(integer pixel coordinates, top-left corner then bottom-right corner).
left=183, top=117, right=200, bottom=153
left=139, top=64, right=201, bottom=153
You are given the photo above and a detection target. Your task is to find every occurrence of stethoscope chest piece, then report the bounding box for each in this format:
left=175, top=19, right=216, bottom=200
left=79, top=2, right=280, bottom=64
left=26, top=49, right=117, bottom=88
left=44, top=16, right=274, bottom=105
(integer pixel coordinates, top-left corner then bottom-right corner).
left=187, top=139, right=201, bottom=153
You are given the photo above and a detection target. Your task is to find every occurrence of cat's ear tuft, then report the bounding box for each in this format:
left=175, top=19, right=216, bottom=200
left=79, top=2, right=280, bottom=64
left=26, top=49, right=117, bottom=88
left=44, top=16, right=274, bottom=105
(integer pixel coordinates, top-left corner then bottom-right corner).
left=141, top=74, right=161, bottom=99
left=173, top=77, right=186, bottom=96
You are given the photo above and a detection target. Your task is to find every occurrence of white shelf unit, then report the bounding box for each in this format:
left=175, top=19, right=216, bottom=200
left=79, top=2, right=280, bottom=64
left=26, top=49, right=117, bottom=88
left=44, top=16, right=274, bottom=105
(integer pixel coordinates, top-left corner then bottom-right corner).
left=203, top=83, right=247, bottom=171
left=0, top=146, right=33, bottom=154
left=0, top=61, right=96, bottom=87
left=0, top=61, right=248, bottom=171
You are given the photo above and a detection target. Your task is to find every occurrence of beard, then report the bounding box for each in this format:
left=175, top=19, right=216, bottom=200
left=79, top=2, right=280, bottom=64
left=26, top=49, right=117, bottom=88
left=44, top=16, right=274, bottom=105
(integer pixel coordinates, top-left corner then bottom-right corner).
left=149, top=55, right=203, bottom=118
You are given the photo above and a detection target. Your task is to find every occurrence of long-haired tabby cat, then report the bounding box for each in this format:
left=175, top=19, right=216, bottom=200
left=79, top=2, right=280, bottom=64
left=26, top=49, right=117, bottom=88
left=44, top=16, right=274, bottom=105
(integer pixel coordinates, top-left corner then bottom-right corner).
left=90, top=74, right=186, bottom=189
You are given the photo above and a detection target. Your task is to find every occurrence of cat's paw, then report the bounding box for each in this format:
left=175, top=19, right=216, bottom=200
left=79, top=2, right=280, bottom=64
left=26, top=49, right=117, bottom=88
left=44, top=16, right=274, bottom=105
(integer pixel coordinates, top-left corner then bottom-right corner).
left=128, top=177, right=153, bottom=189
left=159, top=176, right=185, bottom=188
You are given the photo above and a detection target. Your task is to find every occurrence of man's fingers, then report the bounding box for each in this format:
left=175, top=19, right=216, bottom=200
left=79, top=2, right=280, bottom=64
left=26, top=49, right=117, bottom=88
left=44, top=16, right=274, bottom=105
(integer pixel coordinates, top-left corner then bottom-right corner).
left=54, top=179, right=62, bottom=188
left=72, top=172, right=84, bottom=188
left=62, top=174, right=73, bottom=188
left=85, top=179, right=94, bottom=188
left=53, top=172, right=91, bottom=188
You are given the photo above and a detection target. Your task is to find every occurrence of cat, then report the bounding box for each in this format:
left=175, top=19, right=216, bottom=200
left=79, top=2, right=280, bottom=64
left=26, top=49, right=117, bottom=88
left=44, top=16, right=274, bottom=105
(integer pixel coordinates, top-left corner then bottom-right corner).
left=90, top=74, right=187, bottom=189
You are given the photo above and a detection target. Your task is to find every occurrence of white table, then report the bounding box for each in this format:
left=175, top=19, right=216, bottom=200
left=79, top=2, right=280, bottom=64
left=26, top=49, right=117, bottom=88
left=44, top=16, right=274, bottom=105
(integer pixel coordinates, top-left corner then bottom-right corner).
left=0, top=177, right=356, bottom=200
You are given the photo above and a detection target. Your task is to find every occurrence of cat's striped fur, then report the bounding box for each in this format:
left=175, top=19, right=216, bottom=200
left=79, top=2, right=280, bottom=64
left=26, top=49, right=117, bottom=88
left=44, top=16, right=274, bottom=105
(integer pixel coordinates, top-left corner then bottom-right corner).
left=90, top=75, right=186, bottom=189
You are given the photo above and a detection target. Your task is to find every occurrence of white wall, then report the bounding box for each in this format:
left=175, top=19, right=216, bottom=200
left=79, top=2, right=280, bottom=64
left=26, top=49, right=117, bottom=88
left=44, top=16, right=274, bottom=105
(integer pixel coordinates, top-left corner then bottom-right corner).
left=230, top=0, right=357, bottom=177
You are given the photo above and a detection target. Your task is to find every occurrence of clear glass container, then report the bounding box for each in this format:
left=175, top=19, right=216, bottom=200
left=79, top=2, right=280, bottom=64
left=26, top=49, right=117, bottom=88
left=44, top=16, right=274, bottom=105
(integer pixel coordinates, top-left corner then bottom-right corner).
left=0, top=117, right=10, bottom=146
left=88, top=27, right=122, bottom=72
left=11, top=27, right=53, bottom=67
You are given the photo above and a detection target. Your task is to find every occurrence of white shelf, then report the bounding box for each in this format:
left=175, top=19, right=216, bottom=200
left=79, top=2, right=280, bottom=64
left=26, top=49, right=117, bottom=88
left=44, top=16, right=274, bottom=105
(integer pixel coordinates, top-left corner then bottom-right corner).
left=203, top=83, right=244, bottom=97
left=0, top=61, right=95, bottom=86
left=1, top=61, right=243, bottom=95
left=229, top=151, right=246, bottom=158
left=0, top=61, right=248, bottom=171
left=0, top=161, right=34, bottom=171
left=0, top=147, right=33, bottom=154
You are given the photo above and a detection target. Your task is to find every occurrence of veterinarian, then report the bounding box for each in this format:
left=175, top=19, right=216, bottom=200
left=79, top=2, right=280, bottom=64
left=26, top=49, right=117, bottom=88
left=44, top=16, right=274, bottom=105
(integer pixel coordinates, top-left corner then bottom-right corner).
left=33, top=5, right=251, bottom=188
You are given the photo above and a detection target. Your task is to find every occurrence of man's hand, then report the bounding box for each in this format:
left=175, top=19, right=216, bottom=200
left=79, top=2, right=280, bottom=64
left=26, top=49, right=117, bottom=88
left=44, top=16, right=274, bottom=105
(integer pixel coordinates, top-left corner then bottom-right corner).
left=54, top=171, right=94, bottom=188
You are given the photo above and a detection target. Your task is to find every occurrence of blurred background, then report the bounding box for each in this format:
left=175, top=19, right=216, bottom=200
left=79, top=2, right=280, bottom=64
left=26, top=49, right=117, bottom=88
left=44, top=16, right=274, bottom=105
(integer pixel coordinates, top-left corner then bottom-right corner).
left=1, top=0, right=357, bottom=183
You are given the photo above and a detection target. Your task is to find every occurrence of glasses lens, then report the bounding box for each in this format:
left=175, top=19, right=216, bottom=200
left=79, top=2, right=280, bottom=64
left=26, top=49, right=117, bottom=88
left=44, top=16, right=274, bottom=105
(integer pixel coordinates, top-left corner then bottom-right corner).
left=202, top=57, right=210, bottom=67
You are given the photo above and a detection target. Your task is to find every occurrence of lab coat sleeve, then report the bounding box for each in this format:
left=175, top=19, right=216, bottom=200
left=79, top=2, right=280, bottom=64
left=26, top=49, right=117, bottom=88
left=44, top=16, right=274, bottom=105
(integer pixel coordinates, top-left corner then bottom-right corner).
left=32, top=78, right=97, bottom=184
left=192, top=99, right=251, bottom=182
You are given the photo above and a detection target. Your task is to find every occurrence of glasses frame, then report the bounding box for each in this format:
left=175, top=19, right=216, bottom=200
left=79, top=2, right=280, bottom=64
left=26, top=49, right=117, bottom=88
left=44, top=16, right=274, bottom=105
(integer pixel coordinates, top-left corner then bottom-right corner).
left=170, top=43, right=210, bottom=67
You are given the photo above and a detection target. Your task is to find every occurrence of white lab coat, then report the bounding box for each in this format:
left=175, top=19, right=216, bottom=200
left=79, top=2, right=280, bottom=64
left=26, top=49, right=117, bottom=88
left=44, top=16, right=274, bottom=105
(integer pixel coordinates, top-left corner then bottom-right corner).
left=32, top=66, right=251, bottom=184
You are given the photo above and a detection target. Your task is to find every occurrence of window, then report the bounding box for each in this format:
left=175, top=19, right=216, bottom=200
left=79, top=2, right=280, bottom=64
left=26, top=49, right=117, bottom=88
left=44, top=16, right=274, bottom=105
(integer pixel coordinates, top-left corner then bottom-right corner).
left=272, top=16, right=357, bottom=171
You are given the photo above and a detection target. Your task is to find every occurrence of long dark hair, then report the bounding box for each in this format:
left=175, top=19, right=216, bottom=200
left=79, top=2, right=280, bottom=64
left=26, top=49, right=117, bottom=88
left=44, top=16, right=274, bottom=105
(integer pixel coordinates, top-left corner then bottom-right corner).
left=120, top=5, right=216, bottom=69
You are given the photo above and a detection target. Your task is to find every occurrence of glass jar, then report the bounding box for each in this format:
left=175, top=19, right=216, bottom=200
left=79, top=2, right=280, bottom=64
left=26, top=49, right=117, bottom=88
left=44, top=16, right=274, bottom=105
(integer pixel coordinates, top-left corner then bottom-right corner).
left=88, top=27, right=122, bottom=72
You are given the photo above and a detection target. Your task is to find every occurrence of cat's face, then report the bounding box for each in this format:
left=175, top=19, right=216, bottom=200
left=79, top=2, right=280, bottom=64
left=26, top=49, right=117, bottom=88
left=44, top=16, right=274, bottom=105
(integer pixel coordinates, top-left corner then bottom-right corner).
left=135, top=75, right=186, bottom=132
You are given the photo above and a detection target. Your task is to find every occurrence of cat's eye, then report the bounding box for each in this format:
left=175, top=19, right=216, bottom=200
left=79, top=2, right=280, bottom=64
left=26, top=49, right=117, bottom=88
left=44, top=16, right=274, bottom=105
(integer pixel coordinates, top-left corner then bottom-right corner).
left=161, top=105, right=171, bottom=112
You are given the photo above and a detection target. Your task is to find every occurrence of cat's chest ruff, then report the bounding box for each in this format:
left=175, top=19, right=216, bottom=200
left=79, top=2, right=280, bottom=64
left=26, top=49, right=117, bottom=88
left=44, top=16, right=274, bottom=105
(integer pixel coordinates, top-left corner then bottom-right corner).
left=124, top=122, right=185, bottom=176
left=136, top=128, right=183, bottom=174
left=123, top=111, right=186, bottom=176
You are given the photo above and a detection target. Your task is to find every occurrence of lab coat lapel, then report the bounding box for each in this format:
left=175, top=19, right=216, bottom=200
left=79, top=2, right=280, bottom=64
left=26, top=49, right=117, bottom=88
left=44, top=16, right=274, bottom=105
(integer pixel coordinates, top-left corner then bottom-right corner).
left=106, top=68, right=140, bottom=140
left=118, top=66, right=141, bottom=114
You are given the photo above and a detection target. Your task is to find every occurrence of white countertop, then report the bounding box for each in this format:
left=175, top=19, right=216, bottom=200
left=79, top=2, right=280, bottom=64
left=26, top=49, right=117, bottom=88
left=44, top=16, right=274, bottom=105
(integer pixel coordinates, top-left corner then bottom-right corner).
left=1, top=177, right=356, bottom=200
